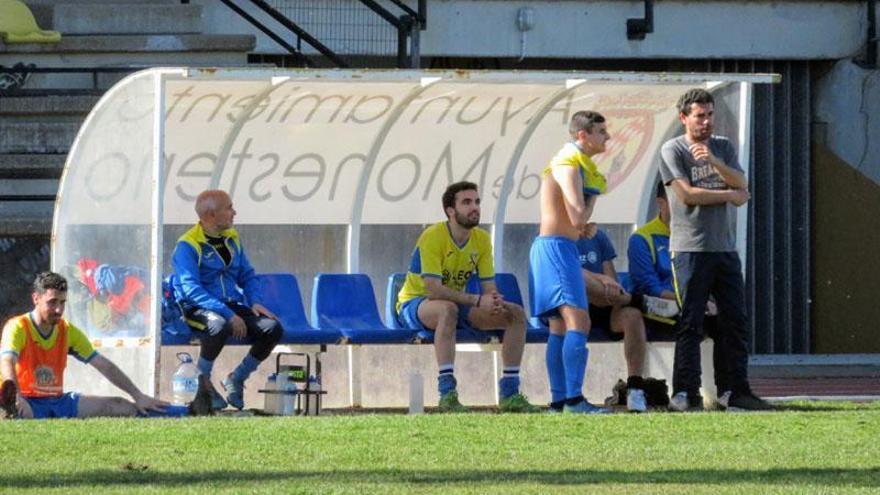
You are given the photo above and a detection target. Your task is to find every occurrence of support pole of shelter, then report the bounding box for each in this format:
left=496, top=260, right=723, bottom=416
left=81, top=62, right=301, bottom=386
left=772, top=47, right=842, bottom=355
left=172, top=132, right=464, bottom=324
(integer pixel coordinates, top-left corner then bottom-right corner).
left=149, top=71, right=170, bottom=396
left=736, top=82, right=753, bottom=276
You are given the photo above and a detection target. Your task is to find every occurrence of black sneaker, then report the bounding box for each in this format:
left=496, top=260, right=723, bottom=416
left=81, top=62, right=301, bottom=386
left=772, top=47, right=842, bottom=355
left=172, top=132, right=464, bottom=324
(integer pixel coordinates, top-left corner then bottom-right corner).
left=0, top=379, right=19, bottom=419
left=727, top=392, right=774, bottom=411
left=188, top=375, right=215, bottom=416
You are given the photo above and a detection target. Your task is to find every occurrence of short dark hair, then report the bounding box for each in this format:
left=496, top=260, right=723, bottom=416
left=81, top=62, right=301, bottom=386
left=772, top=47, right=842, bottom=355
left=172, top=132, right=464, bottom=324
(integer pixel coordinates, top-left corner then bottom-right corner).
left=33, top=271, right=67, bottom=294
left=569, top=111, right=605, bottom=138
left=677, top=88, right=715, bottom=116
left=656, top=180, right=667, bottom=200
left=442, top=181, right=478, bottom=216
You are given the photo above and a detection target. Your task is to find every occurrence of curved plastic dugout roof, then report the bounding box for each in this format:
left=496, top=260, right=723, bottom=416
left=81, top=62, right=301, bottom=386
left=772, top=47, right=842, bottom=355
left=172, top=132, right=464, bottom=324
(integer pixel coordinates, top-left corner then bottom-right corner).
left=51, top=68, right=777, bottom=395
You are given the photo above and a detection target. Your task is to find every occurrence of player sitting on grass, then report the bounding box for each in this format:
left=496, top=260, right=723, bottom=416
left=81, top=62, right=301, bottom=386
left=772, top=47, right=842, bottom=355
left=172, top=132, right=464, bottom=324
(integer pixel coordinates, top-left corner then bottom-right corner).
left=1, top=271, right=212, bottom=419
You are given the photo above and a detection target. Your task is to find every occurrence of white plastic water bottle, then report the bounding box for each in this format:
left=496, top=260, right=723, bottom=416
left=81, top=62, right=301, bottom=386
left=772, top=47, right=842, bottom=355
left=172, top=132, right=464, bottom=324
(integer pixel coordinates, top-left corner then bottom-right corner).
left=279, top=375, right=297, bottom=416
left=408, top=372, right=424, bottom=415
left=263, top=373, right=279, bottom=415
left=171, top=352, right=199, bottom=405
left=306, top=375, right=321, bottom=416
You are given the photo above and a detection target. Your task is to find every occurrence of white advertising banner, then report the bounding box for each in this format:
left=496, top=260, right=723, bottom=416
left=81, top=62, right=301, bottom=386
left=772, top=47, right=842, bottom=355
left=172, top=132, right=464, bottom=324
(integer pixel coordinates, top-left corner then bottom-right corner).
left=62, top=71, right=724, bottom=225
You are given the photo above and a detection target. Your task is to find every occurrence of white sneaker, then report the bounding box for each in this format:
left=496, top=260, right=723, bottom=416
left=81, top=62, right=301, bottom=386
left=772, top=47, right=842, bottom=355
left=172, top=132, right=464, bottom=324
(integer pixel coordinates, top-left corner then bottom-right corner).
left=627, top=388, right=647, bottom=412
left=642, top=295, right=679, bottom=318
left=716, top=390, right=732, bottom=410
left=668, top=391, right=689, bottom=412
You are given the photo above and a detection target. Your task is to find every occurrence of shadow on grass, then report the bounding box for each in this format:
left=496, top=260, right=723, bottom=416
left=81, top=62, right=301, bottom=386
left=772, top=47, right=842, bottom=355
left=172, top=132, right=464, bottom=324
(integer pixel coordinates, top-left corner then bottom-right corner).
left=1, top=467, right=878, bottom=489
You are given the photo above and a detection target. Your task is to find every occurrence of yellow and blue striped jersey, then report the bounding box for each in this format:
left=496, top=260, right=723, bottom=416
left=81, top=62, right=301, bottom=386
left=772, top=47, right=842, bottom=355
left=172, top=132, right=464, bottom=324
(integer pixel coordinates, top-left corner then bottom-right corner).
left=396, top=222, right=495, bottom=311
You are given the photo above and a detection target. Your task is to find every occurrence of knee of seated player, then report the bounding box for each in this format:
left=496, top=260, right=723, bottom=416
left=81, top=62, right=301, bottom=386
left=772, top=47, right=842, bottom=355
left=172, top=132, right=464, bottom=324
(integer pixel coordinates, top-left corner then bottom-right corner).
left=428, top=300, right=459, bottom=328
left=503, top=303, right=526, bottom=326
left=198, top=312, right=229, bottom=337
left=264, top=318, right=284, bottom=342
left=612, top=306, right=643, bottom=331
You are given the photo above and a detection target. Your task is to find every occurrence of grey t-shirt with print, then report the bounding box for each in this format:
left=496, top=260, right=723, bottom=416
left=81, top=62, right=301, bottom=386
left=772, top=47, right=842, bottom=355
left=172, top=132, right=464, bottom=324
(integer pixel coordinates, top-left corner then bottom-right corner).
left=659, top=135, right=741, bottom=252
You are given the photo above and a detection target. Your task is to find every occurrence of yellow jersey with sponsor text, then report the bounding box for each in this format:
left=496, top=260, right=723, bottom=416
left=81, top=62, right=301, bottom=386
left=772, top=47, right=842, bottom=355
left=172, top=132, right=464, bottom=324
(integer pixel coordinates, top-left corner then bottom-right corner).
left=396, top=222, right=495, bottom=312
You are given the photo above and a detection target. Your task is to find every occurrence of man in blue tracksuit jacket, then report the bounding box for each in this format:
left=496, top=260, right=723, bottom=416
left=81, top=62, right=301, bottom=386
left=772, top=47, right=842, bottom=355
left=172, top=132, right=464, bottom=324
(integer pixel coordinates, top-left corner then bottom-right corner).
left=172, top=190, right=282, bottom=411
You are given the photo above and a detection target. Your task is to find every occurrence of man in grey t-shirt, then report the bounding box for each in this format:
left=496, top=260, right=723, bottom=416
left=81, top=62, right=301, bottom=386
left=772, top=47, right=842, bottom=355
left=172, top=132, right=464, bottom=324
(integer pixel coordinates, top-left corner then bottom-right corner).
left=658, top=88, right=771, bottom=412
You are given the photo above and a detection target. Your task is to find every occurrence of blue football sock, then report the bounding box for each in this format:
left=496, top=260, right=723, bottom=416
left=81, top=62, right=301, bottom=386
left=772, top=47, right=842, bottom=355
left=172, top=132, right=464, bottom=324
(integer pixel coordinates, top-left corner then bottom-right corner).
left=545, top=333, right=566, bottom=404
left=231, top=354, right=260, bottom=384
left=197, top=357, right=214, bottom=378
left=141, top=405, right=190, bottom=417
left=438, top=363, right=456, bottom=396
left=562, top=330, right=589, bottom=400
left=499, top=366, right=521, bottom=399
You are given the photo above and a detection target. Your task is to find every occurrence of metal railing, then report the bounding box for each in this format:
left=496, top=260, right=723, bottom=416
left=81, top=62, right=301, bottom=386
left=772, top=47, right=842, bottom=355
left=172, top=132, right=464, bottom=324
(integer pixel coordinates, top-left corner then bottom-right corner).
left=219, top=0, right=425, bottom=68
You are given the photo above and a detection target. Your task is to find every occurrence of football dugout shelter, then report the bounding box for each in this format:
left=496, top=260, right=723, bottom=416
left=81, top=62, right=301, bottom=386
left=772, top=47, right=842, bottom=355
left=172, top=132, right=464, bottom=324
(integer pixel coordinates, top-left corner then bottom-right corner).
left=52, top=68, right=778, bottom=407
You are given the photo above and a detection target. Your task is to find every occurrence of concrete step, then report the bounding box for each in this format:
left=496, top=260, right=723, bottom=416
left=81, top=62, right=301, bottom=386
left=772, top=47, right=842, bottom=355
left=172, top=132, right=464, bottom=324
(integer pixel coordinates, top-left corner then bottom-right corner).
left=0, top=201, right=54, bottom=236
left=0, top=120, right=81, bottom=154
left=0, top=34, right=255, bottom=54
left=0, top=94, right=99, bottom=116
left=48, top=4, right=203, bottom=35
left=0, top=154, right=66, bottom=179
left=0, top=178, right=59, bottom=198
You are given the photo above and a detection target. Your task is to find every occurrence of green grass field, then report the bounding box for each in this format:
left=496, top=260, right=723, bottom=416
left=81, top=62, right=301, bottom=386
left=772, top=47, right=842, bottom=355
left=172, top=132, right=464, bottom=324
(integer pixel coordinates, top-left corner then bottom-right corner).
left=1, top=401, right=878, bottom=494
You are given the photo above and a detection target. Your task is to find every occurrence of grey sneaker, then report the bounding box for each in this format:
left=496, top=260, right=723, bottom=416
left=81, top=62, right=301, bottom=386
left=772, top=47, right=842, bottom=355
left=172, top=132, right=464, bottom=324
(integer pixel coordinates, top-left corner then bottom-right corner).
left=669, top=391, right=703, bottom=412
left=626, top=388, right=647, bottom=413
left=563, top=399, right=609, bottom=414
left=669, top=391, right=689, bottom=412
left=716, top=390, right=732, bottom=410
left=727, top=392, right=774, bottom=411
left=642, top=295, right=679, bottom=318
left=221, top=374, right=245, bottom=410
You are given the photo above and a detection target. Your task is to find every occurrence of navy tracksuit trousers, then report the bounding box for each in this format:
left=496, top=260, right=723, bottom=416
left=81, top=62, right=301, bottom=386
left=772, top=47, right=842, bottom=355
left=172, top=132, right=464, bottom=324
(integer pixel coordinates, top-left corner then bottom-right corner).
left=671, top=251, right=751, bottom=396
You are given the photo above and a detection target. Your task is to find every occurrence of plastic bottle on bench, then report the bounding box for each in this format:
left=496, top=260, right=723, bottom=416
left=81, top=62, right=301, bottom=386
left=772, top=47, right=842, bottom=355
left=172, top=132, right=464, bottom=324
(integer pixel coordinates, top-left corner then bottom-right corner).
left=171, top=352, right=198, bottom=406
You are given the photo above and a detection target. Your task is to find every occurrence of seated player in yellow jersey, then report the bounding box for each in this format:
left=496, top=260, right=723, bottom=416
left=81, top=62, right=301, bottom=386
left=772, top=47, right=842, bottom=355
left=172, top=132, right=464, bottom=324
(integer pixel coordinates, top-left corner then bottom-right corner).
left=396, top=181, right=537, bottom=413
left=0, top=272, right=212, bottom=419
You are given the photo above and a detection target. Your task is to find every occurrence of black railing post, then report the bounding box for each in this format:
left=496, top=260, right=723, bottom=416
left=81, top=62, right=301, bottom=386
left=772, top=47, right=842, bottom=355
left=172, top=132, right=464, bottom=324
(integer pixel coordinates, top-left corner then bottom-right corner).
left=397, top=15, right=411, bottom=68
left=409, top=14, right=421, bottom=68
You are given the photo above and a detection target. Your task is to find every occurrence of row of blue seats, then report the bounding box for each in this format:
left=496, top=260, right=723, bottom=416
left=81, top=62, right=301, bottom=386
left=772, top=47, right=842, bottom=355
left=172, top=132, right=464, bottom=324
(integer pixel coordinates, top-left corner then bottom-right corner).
left=161, top=272, right=666, bottom=346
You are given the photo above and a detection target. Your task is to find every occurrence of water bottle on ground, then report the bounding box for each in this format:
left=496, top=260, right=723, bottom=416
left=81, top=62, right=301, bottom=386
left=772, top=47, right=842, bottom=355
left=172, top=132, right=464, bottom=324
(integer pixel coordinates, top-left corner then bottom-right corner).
left=263, top=373, right=279, bottom=415
left=279, top=374, right=297, bottom=416
left=171, top=352, right=199, bottom=405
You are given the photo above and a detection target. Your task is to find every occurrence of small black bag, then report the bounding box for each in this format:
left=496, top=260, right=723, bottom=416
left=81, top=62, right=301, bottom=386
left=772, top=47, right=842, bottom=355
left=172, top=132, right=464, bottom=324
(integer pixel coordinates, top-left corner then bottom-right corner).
left=642, top=377, right=670, bottom=407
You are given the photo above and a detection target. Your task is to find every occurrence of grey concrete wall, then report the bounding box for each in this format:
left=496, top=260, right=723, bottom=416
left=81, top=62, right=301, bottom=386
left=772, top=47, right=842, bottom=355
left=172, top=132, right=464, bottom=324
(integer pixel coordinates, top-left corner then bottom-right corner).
left=814, top=59, right=880, bottom=185
left=198, top=0, right=866, bottom=60
left=152, top=341, right=717, bottom=411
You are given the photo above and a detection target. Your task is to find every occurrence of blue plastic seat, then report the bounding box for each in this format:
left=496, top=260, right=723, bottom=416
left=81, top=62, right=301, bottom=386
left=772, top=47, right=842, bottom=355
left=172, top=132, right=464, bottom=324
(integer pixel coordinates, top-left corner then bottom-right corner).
left=385, top=273, right=490, bottom=344
left=259, top=273, right=343, bottom=345
left=312, top=273, right=417, bottom=344
left=491, top=273, right=549, bottom=343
